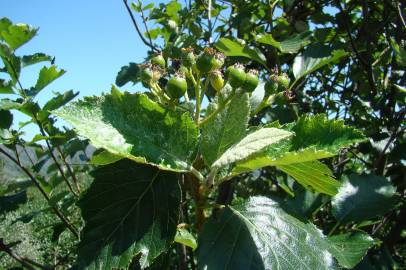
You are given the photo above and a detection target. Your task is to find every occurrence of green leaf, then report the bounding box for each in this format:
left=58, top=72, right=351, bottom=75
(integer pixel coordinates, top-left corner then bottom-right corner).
left=293, top=44, right=348, bottom=79
left=328, top=232, right=376, bottom=269
left=215, top=38, right=268, bottom=67
left=0, top=42, right=21, bottom=82
left=32, top=65, right=66, bottom=95
left=78, top=160, right=180, bottom=269
left=175, top=227, right=197, bottom=251
left=0, top=79, right=14, bottom=94
left=212, top=127, right=292, bottom=169
left=235, top=114, right=365, bottom=171
left=38, top=90, right=79, bottom=121
left=0, top=191, right=27, bottom=214
left=21, top=53, right=53, bottom=67
left=53, top=91, right=198, bottom=172
left=0, top=98, right=21, bottom=110
left=257, top=31, right=312, bottom=54
left=201, top=93, right=250, bottom=167
left=390, top=38, right=406, bottom=67
left=277, top=161, right=340, bottom=196
left=249, top=82, right=266, bottom=114
left=197, top=196, right=335, bottom=270
left=0, top=109, right=12, bottom=129
left=115, top=62, right=140, bottom=86
left=0, top=18, right=38, bottom=50
left=331, top=174, right=397, bottom=222
left=90, top=150, right=123, bottom=165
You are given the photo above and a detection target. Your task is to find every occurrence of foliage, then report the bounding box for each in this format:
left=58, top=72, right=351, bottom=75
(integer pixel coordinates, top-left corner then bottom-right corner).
left=1, top=0, right=405, bottom=269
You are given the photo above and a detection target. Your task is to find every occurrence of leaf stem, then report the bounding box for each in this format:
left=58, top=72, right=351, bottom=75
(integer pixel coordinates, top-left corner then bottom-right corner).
left=194, top=73, right=202, bottom=124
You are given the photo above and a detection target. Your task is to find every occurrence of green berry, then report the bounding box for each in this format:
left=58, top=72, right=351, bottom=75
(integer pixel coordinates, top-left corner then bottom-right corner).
left=226, top=63, right=246, bottom=88
left=140, top=66, right=153, bottom=84
left=277, top=73, right=290, bottom=90
left=243, top=69, right=259, bottom=93
left=196, top=47, right=219, bottom=74
left=166, top=74, right=187, bottom=99
left=209, top=70, right=224, bottom=92
left=181, top=47, right=196, bottom=68
left=264, top=75, right=278, bottom=95
left=151, top=54, right=166, bottom=68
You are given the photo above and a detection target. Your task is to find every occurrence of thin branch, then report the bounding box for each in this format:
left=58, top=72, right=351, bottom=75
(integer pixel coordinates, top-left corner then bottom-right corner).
left=122, top=0, right=159, bottom=52
left=0, top=239, right=37, bottom=270
left=57, top=146, right=81, bottom=193
left=0, top=147, right=79, bottom=239
left=207, top=0, right=213, bottom=44
left=137, top=0, right=155, bottom=53
left=397, top=1, right=406, bottom=28
left=34, top=116, right=78, bottom=197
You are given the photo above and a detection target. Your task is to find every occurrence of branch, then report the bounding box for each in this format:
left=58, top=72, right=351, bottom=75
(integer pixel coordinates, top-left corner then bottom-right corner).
left=137, top=0, right=156, bottom=52
left=0, top=147, right=79, bottom=239
left=122, top=0, right=159, bottom=52
left=0, top=239, right=37, bottom=270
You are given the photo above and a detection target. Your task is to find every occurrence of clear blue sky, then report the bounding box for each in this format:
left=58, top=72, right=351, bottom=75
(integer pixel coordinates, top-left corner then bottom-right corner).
left=1, top=0, right=160, bottom=139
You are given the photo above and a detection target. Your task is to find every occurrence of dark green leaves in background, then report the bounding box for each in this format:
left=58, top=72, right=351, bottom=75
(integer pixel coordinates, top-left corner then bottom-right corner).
left=78, top=159, right=181, bottom=269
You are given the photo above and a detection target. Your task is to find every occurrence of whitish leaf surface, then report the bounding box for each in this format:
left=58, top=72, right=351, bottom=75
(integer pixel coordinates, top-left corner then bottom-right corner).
left=331, top=174, right=396, bottom=222
left=328, top=232, right=376, bottom=269
left=212, top=127, right=292, bottom=169
left=78, top=160, right=181, bottom=269
left=54, top=91, right=198, bottom=172
left=293, top=44, right=348, bottom=79
left=201, top=93, right=250, bottom=166
left=197, top=196, right=335, bottom=270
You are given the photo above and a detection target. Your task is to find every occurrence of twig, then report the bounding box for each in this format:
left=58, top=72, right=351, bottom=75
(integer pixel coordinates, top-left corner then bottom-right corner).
left=56, top=146, right=81, bottom=193
left=0, top=238, right=37, bottom=270
left=0, top=147, right=79, bottom=239
left=397, top=1, right=406, bottom=28
left=207, top=0, right=213, bottom=44
left=122, top=0, right=159, bottom=52
left=138, top=0, right=156, bottom=52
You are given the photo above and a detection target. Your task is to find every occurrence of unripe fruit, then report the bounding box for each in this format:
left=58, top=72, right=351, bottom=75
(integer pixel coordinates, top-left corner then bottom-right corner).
left=209, top=70, right=224, bottom=92
left=151, top=54, right=166, bottom=69
left=276, top=73, right=290, bottom=90
left=243, top=69, right=259, bottom=93
left=226, top=63, right=246, bottom=89
left=181, top=47, right=196, bottom=68
left=140, top=67, right=153, bottom=84
left=196, top=47, right=221, bottom=74
left=166, top=74, right=187, bottom=99
left=264, top=75, right=278, bottom=96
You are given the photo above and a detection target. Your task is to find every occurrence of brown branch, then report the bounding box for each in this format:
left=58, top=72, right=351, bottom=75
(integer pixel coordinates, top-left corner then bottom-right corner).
left=0, top=147, right=79, bottom=239
left=122, top=0, right=159, bottom=52
left=137, top=0, right=156, bottom=52
left=56, top=146, right=81, bottom=193
left=0, top=238, right=37, bottom=270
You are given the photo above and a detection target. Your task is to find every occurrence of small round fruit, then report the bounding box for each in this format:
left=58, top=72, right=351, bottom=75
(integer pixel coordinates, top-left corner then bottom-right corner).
left=166, top=74, right=187, bottom=98
left=226, top=63, right=246, bottom=89
left=151, top=54, right=166, bottom=68
left=211, top=52, right=225, bottom=70
left=276, top=73, right=290, bottom=90
left=196, top=47, right=218, bottom=74
left=243, top=69, right=259, bottom=92
left=264, top=75, right=278, bottom=95
left=209, top=70, right=224, bottom=92
left=140, top=66, right=153, bottom=84
left=182, top=48, right=196, bottom=68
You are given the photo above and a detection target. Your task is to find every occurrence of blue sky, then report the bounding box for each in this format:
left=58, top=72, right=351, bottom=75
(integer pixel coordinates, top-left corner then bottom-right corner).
left=1, top=0, right=159, bottom=139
